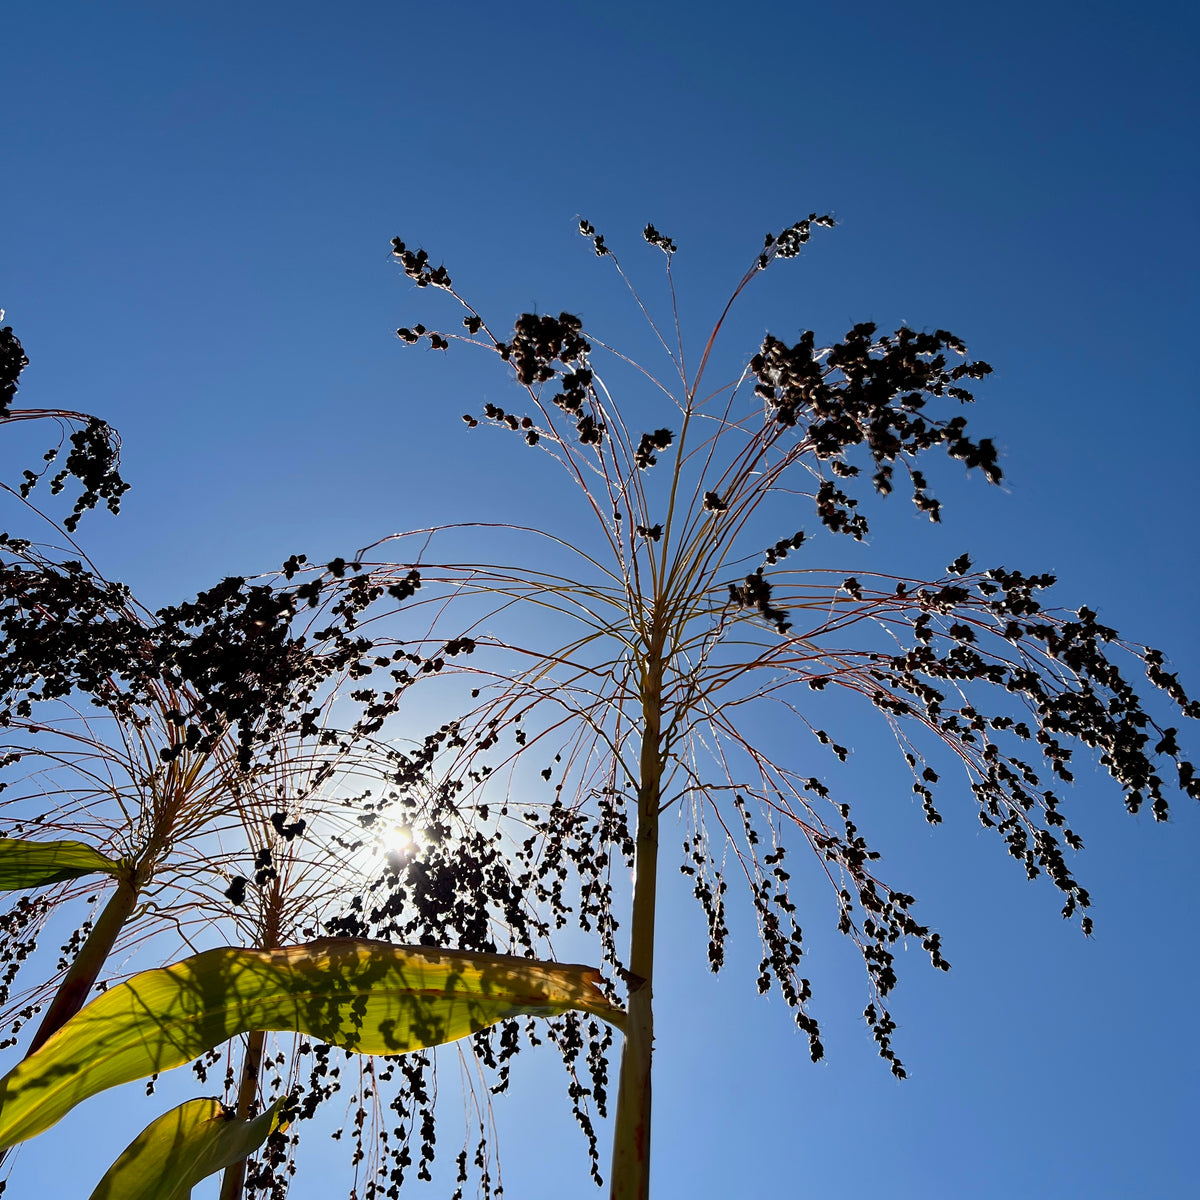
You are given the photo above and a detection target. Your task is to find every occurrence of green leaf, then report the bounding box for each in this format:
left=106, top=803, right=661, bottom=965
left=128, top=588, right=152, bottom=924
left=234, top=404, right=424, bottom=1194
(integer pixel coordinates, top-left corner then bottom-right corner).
left=0, top=837, right=123, bottom=890
left=88, top=1097, right=285, bottom=1200
left=0, top=938, right=624, bottom=1149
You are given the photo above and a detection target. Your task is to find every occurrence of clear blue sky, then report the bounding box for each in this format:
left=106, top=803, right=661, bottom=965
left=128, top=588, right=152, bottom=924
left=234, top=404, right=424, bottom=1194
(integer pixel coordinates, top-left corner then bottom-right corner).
left=3, top=1, right=1197, bottom=1196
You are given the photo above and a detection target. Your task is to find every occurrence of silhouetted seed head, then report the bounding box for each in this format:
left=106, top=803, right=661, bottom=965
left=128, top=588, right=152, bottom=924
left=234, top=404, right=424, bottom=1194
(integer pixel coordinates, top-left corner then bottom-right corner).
left=269, top=812, right=307, bottom=841
left=642, top=224, right=677, bottom=254
left=281, top=553, right=307, bottom=579
left=0, top=325, right=30, bottom=416
left=390, top=236, right=453, bottom=290
left=634, top=428, right=674, bottom=469
left=577, top=219, right=608, bottom=256
left=576, top=414, right=604, bottom=445
left=1, top=324, right=128, bottom=527
left=386, top=569, right=421, bottom=601
left=506, top=313, right=591, bottom=387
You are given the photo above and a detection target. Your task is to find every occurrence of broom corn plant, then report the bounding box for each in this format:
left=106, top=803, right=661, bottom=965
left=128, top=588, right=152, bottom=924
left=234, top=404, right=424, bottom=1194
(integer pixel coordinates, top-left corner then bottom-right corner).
left=361, top=215, right=1200, bottom=1199
left=0, top=522, right=626, bottom=1196
left=0, top=219, right=1196, bottom=1199
left=0, top=344, right=625, bottom=1197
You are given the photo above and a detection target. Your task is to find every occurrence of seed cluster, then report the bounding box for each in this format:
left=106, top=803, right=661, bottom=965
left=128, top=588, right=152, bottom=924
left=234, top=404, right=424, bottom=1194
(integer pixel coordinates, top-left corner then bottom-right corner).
left=1, top=324, right=128, bottom=530
left=752, top=324, right=999, bottom=528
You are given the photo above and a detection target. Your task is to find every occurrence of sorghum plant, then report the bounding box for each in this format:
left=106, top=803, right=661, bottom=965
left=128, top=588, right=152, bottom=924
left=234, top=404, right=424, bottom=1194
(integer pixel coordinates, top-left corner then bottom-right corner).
left=0, top=521, right=620, bottom=1199
left=0, top=322, right=625, bottom=1199
left=366, top=216, right=1199, bottom=1199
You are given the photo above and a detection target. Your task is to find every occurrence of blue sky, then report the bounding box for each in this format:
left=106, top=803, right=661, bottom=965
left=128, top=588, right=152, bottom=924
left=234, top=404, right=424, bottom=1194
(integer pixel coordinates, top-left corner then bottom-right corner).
left=2, top=1, right=1197, bottom=1196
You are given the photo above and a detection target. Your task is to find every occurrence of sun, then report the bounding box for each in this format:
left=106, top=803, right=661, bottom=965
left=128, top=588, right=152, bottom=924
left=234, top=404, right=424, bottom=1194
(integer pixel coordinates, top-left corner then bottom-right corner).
left=382, top=823, right=415, bottom=855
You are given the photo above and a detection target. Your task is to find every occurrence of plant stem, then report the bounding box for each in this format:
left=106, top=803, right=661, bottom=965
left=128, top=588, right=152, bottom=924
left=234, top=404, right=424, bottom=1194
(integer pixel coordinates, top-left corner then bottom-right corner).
left=26, top=873, right=138, bottom=1056
left=218, top=1028, right=267, bottom=1200
left=610, top=656, right=664, bottom=1200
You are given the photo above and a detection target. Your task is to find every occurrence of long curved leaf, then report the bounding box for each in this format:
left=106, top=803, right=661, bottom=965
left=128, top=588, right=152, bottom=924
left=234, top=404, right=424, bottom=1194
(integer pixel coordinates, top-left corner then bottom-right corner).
left=89, top=1097, right=285, bottom=1200
left=0, top=837, right=122, bottom=890
left=0, top=937, right=624, bottom=1149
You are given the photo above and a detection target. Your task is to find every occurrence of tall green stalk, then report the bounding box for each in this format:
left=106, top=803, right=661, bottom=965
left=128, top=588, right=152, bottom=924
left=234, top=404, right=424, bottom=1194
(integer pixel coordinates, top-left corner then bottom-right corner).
left=610, top=652, right=664, bottom=1200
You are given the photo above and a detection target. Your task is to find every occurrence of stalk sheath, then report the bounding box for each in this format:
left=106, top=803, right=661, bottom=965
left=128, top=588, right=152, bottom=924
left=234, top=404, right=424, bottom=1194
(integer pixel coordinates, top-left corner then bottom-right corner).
left=26, top=874, right=139, bottom=1056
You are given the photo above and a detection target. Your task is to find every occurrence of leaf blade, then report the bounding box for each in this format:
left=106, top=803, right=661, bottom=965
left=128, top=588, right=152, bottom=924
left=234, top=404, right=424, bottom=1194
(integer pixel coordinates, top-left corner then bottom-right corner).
left=0, top=838, right=123, bottom=890
left=88, top=1097, right=285, bottom=1200
left=0, top=938, right=623, bottom=1149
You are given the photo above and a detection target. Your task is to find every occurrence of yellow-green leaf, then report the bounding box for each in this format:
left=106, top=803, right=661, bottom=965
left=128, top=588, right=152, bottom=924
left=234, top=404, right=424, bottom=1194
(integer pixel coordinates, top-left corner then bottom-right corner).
left=0, top=938, right=623, bottom=1149
left=88, top=1097, right=285, bottom=1200
left=0, top=837, right=123, bottom=890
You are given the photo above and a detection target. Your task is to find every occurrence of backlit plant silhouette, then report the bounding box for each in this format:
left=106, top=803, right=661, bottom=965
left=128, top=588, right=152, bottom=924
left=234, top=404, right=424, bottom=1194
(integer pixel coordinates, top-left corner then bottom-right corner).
left=357, top=216, right=1200, bottom=1199
left=0, top=513, right=621, bottom=1199
left=1, top=220, right=1195, bottom=1200
left=0, top=314, right=624, bottom=1199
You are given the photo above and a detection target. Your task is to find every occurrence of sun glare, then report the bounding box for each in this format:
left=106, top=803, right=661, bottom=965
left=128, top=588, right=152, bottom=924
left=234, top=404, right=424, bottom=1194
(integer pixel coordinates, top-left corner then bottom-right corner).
left=383, top=823, right=414, bottom=854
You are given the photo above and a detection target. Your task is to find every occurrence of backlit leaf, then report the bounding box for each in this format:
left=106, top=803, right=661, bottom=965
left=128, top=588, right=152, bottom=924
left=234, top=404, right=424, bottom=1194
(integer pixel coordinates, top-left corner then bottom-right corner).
left=0, top=938, right=624, bottom=1149
left=88, top=1096, right=285, bottom=1200
left=0, top=838, right=122, bottom=890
